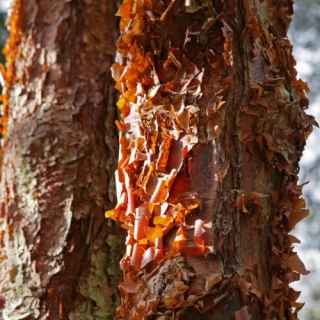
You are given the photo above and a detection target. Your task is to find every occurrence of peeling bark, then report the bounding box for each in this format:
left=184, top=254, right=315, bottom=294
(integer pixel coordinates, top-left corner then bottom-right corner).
left=0, top=0, right=316, bottom=319
left=109, top=0, right=316, bottom=319
left=0, top=1, right=124, bottom=319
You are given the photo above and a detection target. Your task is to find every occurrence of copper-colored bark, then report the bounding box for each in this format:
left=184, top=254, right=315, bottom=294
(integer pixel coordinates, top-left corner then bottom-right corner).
left=109, top=0, right=316, bottom=319
left=0, top=0, right=124, bottom=319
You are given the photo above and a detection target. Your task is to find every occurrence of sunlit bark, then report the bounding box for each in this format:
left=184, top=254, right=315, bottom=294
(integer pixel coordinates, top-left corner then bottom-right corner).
left=0, top=1, right=124, bottom=319
left=0, top=0, right=316, bottom=319
left=109, top=0, right=316, bottom=319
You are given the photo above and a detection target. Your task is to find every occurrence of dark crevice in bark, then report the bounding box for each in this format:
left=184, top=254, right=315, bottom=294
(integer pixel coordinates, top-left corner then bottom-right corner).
left=0, top=0, right=124, bottom=319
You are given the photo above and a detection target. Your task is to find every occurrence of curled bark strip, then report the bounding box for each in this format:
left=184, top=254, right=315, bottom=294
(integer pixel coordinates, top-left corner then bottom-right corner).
left=109, top=0, right=316, bottom=319
left=107, top=0, right=233, bottom=318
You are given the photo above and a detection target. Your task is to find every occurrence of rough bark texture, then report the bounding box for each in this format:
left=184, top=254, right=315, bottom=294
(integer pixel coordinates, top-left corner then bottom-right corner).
left=0, top=0, right=316, bottom=319
left=109, top=0, right=316, bottom=319
left=0, top=1, right=124, bottom=319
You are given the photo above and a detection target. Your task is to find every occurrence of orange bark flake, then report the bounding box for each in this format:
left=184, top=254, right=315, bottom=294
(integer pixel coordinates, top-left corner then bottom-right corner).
left=0, top=0, right=23, bottom=157
left=107, top=0, right=232, bottom=317
left=108, top=0, right=316, bottom=319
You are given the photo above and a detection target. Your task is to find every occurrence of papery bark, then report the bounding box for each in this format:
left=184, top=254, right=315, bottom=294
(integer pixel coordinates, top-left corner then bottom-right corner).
left=0, top=0, right=124, bottom=319
left=109, top=0, right=316, bottom=319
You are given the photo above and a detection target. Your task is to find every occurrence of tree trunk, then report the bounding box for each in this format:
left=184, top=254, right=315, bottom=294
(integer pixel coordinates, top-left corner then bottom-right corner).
left=0, top=0, right=316, bottom=319
left=0, top=1, right=125, bottom=319
left=109, top=0, right=316, bottom=319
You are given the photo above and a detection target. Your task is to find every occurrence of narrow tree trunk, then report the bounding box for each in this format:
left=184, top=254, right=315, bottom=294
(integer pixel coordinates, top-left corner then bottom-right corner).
left=0, top=1, right=124, bottom=319
left=109, top=0, right=316, bottom=319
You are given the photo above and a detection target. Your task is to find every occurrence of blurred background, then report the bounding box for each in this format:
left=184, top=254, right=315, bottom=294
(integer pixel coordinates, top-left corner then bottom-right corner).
left=288, top=1, right=320, bottom=319
left=0, top=1, right=7, bottom=66
left=0, top=0, right=319, bottom=319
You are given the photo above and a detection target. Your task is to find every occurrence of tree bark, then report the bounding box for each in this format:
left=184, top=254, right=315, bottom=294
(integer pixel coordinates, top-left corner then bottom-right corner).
left=0, top=0, right=317, bottom=319
left=109, top=0, right=316, bottom=319
left=0, top=1, right=124, bottom=319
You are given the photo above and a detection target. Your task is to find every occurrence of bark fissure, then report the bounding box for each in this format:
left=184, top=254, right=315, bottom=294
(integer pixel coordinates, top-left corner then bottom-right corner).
left=0, top=0, right=124, bottom=319
left=109, top=0, right=316, bottom=319
left=0, top=0, right=316, bottom=319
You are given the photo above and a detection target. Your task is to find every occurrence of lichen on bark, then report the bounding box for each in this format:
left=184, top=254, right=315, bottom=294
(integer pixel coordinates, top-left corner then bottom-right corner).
left=0, top=0, right=124, bottom=319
